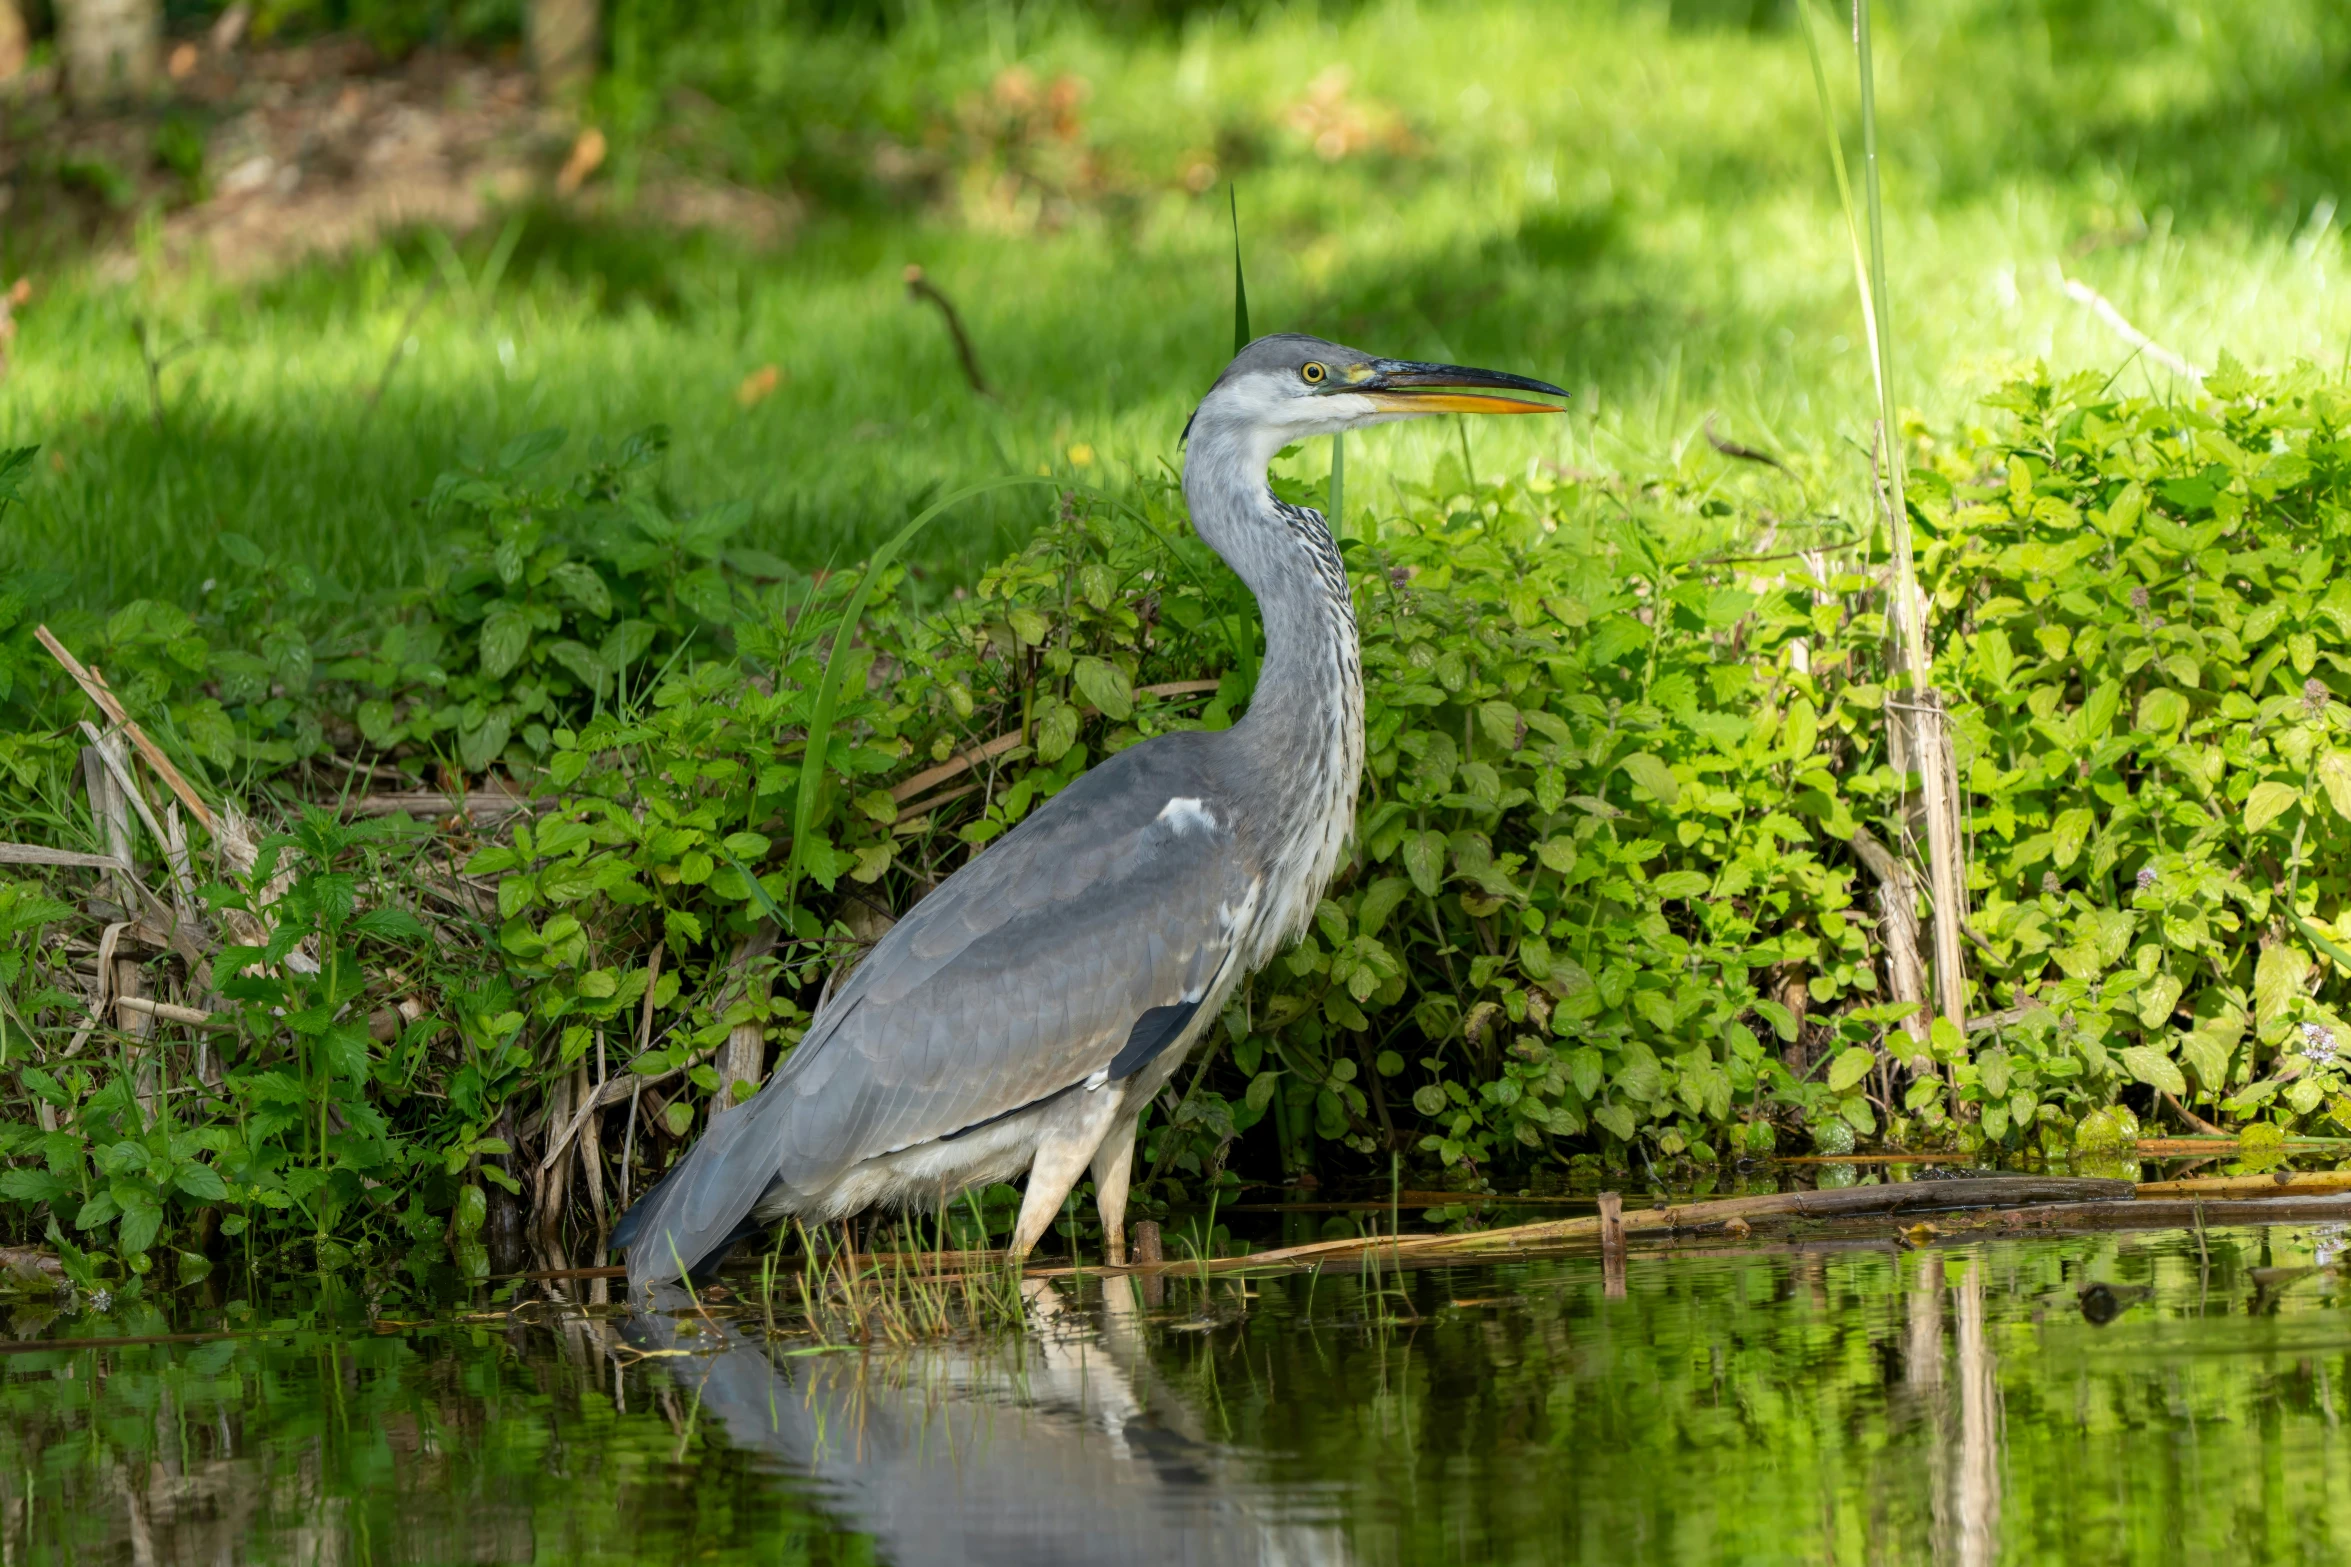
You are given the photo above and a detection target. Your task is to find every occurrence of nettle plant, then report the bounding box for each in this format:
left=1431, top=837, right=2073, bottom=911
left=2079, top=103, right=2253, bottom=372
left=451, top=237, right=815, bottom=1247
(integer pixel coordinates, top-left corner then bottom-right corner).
left=481, top=485, right=1254, bottom=1147
left=1186, top=456, right=1898, bottom=1186
left=489, top=447, right=1924, bottom=1199
left=1918, top=359, right=2351, bottom=1144
left=356, top=424, right=797, bottom=775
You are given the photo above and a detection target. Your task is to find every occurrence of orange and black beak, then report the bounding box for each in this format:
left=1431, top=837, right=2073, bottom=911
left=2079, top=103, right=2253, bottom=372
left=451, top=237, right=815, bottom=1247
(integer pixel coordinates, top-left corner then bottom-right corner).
left=1350, top=359, right=1567, bottom=415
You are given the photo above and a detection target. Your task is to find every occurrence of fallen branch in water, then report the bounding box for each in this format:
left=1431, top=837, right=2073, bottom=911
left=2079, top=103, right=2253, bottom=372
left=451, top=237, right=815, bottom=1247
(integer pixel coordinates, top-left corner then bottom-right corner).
left=1011, top=1174, right=2134, bottom=1282
left=2133, top=1170, right=2351, bottom=1198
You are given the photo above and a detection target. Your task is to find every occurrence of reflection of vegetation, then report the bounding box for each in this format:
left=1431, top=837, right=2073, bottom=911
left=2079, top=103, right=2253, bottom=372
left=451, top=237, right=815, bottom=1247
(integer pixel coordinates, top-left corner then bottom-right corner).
left=5, top=1231, right=2349, bottom=1563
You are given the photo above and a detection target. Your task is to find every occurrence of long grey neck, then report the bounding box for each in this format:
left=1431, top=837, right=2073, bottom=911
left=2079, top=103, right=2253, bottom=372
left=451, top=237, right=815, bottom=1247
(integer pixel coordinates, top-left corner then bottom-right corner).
left=1182, top=423, right=1365, bottom=833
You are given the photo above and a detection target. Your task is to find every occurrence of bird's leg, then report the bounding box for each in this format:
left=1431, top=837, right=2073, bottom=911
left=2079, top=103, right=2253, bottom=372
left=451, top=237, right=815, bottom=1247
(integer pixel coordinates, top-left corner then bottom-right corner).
left=1091, top=1115, right=1140, bottom=1267
left=1008, top=1091, right=1128, bottom=1261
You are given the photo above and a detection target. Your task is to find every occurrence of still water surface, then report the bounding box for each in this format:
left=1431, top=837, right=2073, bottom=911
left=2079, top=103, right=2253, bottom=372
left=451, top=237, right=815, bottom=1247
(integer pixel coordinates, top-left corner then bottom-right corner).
left=6, top=1221, right=2351, bottom=1564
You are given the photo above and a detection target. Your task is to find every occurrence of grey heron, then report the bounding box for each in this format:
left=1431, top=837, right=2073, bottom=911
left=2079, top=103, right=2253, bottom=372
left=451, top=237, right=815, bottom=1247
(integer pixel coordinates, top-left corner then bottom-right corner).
left=613, top=334, right=1564, bottom=1289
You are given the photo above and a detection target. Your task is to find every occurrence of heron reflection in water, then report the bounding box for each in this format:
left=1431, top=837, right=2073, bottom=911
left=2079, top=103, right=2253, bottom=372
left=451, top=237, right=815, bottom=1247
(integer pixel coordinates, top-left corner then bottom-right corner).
left=624, top=1280, right=1353, bottom=1567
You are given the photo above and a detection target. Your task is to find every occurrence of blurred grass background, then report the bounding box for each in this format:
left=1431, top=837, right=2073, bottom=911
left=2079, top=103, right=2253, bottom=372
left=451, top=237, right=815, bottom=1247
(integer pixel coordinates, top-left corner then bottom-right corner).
left=3, top=0, right=2350, bottom=607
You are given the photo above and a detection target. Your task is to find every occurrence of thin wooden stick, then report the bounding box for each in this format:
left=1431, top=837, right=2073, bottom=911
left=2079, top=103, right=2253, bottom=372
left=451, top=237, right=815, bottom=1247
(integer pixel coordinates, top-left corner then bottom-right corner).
left=889, top=681, right=1222, bottom=802
left=903, top=266, right=993, bottom=397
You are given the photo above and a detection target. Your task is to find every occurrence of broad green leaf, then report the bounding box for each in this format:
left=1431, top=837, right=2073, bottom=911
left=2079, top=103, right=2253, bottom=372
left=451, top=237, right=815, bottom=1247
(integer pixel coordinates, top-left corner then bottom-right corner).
left=174, top=1162, right=228, bottom=1201
left=2079, top=680, right=2121, bottom=739
left=116, top=1200, right=162, bottom=1256
left=1782, top=697, right=1819, bottom=761
left=2319, top=751, right=2351, bottom=820
left=2052, top=807, right=2094, bottom=868
left=1619, top=753, right=1680, bottom=809
left=1826, top=1046, right=1876, bottom=1093
left=2118, top=1044, right=2187, bottom=1097
left=1007, top=606, right=1050, bottom=646
left=2255, top=943, right=2312, bottom=1025
left=1477, top=700, right=1523, bottom=750
left=1356, top=876, right=1411, bottom=936
left=2137, top=687, right=2189, bottom=735
left=2244, top=779, right=2301, bottom=834
left=549, top=561, right=612, bottom=618
left=1073, top=657, right=1133, bottom=721
left=1978, top=1048, right=2012, bottom=1100
left=2136, top=971, right=2184, bottom=1028
left=1035, top=699, right=1080, bottom=763
left=2179, top=1029, right=2233, bottom=1093
left=1401, top=830, right=1447, bottom=897
left=479, top=606, right=530, bottom=679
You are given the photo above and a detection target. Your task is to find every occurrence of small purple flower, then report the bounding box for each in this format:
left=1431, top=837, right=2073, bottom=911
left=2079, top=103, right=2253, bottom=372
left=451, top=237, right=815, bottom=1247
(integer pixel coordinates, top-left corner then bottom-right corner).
left=2308, top=678, right=2330, bottom=715
left=2303, top=1022, right=2338, bottom=1065
left=2130, top=585, right=2151, bottom=611
left=1389, top=566, right=1412, bottom=589
left=2135, top=867, right=2158, bottom=893
left=2041, top=872, right=2062, bottom=896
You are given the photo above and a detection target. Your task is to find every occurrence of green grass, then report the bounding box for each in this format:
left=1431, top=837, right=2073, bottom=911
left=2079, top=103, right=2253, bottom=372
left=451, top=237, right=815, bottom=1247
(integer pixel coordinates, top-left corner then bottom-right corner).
left=6, top=0, right=2351, bottom=607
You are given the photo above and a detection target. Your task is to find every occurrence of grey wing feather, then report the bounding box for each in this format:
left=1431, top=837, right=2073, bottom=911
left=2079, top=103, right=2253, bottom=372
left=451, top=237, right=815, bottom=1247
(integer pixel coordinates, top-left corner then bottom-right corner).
left=622, top=733, right=1256, bottom=1279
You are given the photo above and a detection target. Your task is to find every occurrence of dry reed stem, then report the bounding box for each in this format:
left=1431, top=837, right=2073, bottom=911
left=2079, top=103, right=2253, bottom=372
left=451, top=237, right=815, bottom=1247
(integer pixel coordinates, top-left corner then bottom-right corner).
left=0, top=843, right=126, bottom=870
left=36, top=626, right=217, bottom=835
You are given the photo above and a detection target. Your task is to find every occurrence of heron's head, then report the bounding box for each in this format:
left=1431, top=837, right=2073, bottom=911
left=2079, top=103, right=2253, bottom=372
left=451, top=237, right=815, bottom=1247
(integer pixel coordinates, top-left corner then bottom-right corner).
left=1184, top=333, right=1566, bottom=451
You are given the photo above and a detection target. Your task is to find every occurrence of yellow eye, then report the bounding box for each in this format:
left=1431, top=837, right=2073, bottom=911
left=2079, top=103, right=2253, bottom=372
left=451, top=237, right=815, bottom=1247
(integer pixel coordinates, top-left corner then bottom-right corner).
left=1301, top=362, right=1327, bottom=384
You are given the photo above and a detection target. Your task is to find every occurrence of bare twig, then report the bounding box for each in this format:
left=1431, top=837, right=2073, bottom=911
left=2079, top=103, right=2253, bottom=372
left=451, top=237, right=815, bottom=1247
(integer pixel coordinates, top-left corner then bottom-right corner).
left=2161, top=1088, right=2230, bottom=1138
left=903, top=266, right=993, bottom=397
left=1702, top=414, right=1792, bottom=475
left=2056, top=271, right=2204, bottom=381
left=888, top=681, right=1222, bottom=803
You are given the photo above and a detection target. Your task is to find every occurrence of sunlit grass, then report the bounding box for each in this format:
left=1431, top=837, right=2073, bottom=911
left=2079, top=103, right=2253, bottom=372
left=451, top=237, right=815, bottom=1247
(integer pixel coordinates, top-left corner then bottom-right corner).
left=4, top=0, right=2350, bottom=608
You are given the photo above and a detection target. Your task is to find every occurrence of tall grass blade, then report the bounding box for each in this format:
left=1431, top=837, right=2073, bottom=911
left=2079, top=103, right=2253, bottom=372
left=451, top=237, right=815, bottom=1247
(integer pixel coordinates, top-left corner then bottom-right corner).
left=1230, top=186, right=1251, bottom=354
left=782, top=476, right=1057, bottom=912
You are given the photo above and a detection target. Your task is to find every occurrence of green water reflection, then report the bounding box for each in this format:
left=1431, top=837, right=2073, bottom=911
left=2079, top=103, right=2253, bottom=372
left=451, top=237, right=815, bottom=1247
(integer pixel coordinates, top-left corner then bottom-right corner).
left=7, top=1222, right=2351, bottom=1564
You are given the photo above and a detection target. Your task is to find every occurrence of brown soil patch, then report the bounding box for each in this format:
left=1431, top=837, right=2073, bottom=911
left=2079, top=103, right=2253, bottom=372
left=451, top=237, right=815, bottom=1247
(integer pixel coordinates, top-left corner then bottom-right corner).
left=1, top=38, right=795, bottom=279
